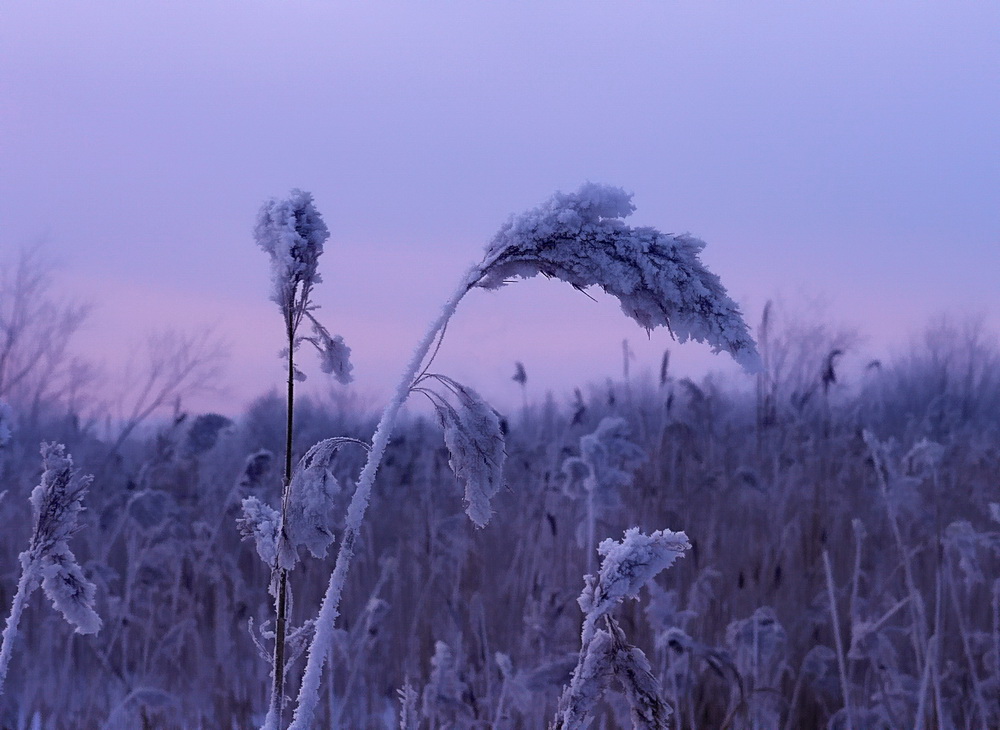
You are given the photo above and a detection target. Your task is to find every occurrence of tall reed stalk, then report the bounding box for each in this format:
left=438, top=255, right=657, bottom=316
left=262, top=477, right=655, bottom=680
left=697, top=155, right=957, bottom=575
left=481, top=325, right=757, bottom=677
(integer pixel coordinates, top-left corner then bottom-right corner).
left=286, top=183, right=759, bottom=728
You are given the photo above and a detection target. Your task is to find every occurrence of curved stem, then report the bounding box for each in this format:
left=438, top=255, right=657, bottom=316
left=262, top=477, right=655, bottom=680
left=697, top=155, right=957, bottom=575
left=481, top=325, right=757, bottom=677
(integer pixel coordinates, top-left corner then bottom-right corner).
left=288, top=266, right=479, bottom=730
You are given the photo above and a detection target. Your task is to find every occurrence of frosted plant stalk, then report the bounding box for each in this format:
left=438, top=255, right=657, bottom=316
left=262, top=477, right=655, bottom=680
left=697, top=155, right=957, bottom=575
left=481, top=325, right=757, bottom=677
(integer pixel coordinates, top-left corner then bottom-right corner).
left=289, top=183, right=757, bottom=729
left=252, top=190, right=352, bottom=730
left=555, top=528, right=689, bottom=729
left=289, top=271, right=477, bottom=729
left=0, top=443, right=101, bottom=698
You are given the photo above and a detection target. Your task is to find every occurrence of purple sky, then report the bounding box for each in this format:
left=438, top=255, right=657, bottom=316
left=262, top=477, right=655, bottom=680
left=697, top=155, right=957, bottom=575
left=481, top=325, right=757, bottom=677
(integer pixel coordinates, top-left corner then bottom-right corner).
left=2, top=2, right=998, bottom=417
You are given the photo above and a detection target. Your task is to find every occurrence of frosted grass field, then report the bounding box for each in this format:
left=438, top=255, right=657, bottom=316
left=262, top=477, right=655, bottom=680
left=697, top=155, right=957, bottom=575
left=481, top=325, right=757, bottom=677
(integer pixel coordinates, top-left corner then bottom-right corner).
left=0, top=187, right=997, bottom=728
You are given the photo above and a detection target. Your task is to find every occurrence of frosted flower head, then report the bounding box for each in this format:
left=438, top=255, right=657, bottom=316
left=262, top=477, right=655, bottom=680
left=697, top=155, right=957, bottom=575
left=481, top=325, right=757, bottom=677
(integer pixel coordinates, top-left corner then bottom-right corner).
left=254, top=189, right=330, bottom=318
left=478, top=183, right=760, bottom=371
left=29, top=443, right=92, bottom=558
left=26, top=443, right=101, bottom=634
left=579, top=527, right=690, bottom=625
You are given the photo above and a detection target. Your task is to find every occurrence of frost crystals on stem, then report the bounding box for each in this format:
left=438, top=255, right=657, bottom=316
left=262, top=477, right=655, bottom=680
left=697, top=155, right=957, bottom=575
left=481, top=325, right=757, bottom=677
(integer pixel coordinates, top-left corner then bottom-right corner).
left=0, top=443, right=100, bottom=698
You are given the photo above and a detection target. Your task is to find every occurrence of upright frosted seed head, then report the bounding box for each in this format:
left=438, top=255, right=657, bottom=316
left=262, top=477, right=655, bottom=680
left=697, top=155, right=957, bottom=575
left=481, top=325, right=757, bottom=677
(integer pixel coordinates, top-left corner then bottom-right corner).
left=579, top=527, right=690, bottom=629
left=27, top=443, right=101, bottom=634
left=478, top=183, right=760, bottom=371
left=254, top=189, right=330, bottom=321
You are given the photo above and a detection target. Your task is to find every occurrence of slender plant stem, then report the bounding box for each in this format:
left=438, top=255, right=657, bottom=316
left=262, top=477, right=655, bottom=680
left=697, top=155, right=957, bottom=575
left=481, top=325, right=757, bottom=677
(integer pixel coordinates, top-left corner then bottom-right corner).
left=945, top=553, right=990, bottom=728
left=264, top=324, right=297, bottom=730
left=0, top=564, right=35, bottom=697
left=823, top=549, right=853, bottom=730
left=288, top=269, right=478, bottom=730
left=867, top=438, right=927, bottom=673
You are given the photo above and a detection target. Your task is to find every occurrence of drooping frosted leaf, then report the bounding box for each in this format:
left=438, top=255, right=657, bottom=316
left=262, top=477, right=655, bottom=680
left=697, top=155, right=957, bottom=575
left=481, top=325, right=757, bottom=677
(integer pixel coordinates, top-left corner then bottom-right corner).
left=430, top=377, right=506, bottom=527
left=311, top=320, right=353, bottom=385
left=479, top=183, right=760, bottom=371
left=283, top=439, right=344, bottom=564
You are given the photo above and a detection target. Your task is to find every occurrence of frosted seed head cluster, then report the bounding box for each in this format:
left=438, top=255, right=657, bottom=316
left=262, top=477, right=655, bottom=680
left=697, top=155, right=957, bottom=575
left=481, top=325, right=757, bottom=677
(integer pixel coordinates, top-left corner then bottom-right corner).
left=254, top=189, right=329, bottom=318
left=478, top=183, right=760, bottom=371
left=579, top=527, right=691, bottom=627
left=26, top=443, right=101, bottom=634
left=255, top=190, right=353, bottom=382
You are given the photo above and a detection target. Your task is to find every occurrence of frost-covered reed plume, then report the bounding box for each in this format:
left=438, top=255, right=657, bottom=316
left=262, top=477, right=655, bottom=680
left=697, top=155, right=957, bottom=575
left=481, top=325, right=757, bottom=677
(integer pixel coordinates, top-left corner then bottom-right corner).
left=554, top=528, right=690, bottom=729
left=245, top=190, right=354, bottom=730
left=285, top=182, right=758, bottom=729
left=0, top=443, right=101, bottom=698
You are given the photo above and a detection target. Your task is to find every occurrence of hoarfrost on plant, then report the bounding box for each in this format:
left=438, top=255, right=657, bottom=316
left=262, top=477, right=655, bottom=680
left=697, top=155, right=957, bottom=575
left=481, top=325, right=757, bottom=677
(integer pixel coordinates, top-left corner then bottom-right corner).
left=478, top=183, right=760, bottom=371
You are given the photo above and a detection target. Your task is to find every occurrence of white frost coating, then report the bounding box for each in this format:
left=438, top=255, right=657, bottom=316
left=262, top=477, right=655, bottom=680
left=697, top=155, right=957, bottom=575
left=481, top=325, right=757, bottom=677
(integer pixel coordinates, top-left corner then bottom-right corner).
left=556, top=528, right=684, bottom=729
left=479, top=183, right=760, bottom=371
left=239, top=439, right=344, bottom=571
left=254, top=189, right=329, bottom=317
left=283, top=439, right=342, bottom=565
left=0, top=443, right=101, bottom=698
left=26, top=444, right=101, bottom=635
left=579, top=527, right=690, bottom=646
left=255, top=190, right=354, bottom=382
left=314, top=327, right=353, bottom=385
left=290, top=185, right=753, bottom=728
left=556, top=629, right=615, bottom=730
left=432, top=378, right=505, bottom=527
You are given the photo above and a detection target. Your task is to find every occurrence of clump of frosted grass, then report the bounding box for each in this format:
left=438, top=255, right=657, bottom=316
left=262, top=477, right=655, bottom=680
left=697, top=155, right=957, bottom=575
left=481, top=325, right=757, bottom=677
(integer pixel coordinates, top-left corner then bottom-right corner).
left=255, top=190, right=328, bottom=324
left=287, top=183, right=756, bottom=729
left=554, top=528, right=689, bottom=729
left=420, top=640, right=472, bottom=726
left=0, top=443, right=101, bottom=697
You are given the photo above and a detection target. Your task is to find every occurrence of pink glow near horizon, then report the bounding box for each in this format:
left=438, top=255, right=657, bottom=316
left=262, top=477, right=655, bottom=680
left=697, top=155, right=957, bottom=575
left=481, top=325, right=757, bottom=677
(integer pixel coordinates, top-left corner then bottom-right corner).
left=2, top=2, right=997, bottom=419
